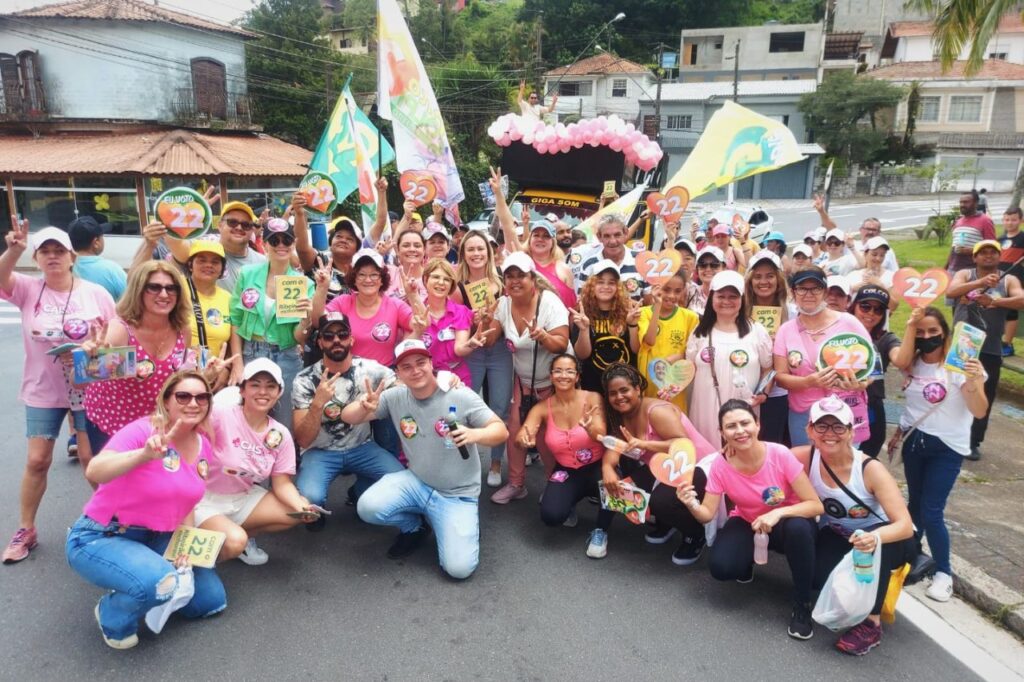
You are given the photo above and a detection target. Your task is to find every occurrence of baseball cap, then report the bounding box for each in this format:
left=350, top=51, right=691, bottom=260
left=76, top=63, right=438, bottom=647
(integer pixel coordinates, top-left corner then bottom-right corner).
left=853, top=286, right=890, bottom=307
left=792, top=244, right=814, bottom=259
left=696, top=245, right=725, bottom=263
left=29, top=226, right=72, bottom=253
left=424, top=223, right=451, bottom=242
left=242, top=357, right=283, bottom=387
left=673, top=237, right=697, bottom=255
left=827, top=275, right=851, bottom=296
left=501, top=251, right=535, bottom=275
left=813, top=227, right=828, bottom=241
left=695, top=231, right=707, bottom=242
left=809, top=394, right=854, bottom=426
left=67, top=216, right=112, bottom=250
left=188, top=240, right=225, bottom=260
left=352, top=248, right=384, bottom=269
left=973, top=239, right=1002, bottom=255
left=803, top=230, right=820, bottom=243
left=825, top=228, right=845, bottom=243
left=761, top=230, right=786, bottom=246
left=588, top=258, right=621, bottom=278
left=394, top=339, right=431, bottom=365
left=790, top=268, right=827, bottom=288
left=317, top=311, right=352, bottom=334
left=330, top=216, right=363, bottom=242
left=711, top=223, right=731, bottom=238
left=263, top=217, right=294, bottom=242
left=748, top=251, right=781, bottom=270
left=710, top=270, right=745, bottom=293
left=863, top=236, right=890, bottom=252
left=530, top=220, right=555, bottom=237
left=220, top=201, right=257, bottom=223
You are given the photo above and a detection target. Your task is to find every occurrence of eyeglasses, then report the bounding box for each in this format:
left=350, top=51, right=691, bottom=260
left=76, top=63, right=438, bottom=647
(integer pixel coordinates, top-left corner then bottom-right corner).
left=857, top=301, right=885, bottom=314
left=223, top=218, right=256, bottom=230
left=793, top=285, right=824, bottom=297
left=356, top=272, right=381, bottom=281
left=812, top=422, right=849, bottom=435
left=266, top=235, right=295, bottom=247
left=320, top=330, right=351, bottom=342
left=144, top=282, right=180, bottom=295
left=172, top=391, right=211, bottom=406
left=551, top=368, right=578, bottom=376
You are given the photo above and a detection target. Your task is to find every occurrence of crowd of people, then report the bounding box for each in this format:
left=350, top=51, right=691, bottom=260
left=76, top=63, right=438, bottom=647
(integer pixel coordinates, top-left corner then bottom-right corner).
left=2, top=179, right=1020, bottom=657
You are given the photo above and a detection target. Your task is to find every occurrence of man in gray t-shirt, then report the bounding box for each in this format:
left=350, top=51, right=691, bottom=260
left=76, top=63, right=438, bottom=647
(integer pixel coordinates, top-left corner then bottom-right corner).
left=342, top=339, right=507, bottom=579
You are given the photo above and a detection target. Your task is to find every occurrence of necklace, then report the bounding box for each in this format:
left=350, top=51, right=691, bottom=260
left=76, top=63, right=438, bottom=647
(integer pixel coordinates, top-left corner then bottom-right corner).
left=798, top=314, right=839, bottom=339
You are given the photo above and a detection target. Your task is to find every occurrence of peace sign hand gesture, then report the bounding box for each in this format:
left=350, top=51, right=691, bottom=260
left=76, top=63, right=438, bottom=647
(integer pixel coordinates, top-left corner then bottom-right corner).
left=579, top=402, right=599, bottom=430
left=569, top=301, right=590, bottom=332
left=6, top=215, right=28, bottom=253
left=619, top=425, right=646, bottom=456
left=468, top=325, right=494, bottom=349
left=488, top=166, right=505, bottom=201
left=625, top=300, right=641, bottom=326
left=313, top=262, right=332, bottom=289
left=516, top=424, right=537, bottom=449
left=205, top=344, right=239, bottom=377
left=80, top=321, right=111, bottom=357
left=359, top=378, right=387, bottom=413
left=315, top=370, right=341, bottom=404
left=526, top=318, right=546, bottom=341
left=143, top=418, right=184, bottom=461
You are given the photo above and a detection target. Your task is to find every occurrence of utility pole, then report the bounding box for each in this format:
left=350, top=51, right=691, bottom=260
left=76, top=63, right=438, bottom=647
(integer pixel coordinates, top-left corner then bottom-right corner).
left=535, top=14, right=543, bottom=94
left=654, top=42, right=664, bottom=142
left=732, top=39, right=740, bottom=102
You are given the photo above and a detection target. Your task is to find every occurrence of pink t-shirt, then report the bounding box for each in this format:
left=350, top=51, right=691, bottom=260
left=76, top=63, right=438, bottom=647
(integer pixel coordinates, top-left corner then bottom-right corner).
left=773, top=312, right=872, bottom=413
left=82, top=417, right=209, bottom=531
left=208, top=404, right=296, bottom=494
left=422, top=299, right=473, bottom=385
left=705, top=442, right=804, bottom=524
left=0, top=273, right=115, bottom=408
left=325, top=294, right=412, bottom=366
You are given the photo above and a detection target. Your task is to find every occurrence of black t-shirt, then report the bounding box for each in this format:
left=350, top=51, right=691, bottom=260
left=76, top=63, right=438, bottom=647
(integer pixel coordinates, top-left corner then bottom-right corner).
left=1000, top=231, right=1024, bottom=277
left=571, top=314, right=635, bottom=393
left=868, top=331, right=901, bottom=401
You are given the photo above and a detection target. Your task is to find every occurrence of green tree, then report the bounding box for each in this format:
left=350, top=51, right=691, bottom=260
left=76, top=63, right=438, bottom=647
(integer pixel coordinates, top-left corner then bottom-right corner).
left=342, top=0, right=376, bottom=48
left=798, top=72, right=906, bottom=166
left=910, top=1, right=1024, bottom=74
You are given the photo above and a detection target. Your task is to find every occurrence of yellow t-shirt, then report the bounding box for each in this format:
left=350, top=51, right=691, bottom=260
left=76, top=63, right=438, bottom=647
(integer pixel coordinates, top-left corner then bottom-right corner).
left=185, top=285, right=233, bottom=358
left=638, top=305, right=699, bottom=412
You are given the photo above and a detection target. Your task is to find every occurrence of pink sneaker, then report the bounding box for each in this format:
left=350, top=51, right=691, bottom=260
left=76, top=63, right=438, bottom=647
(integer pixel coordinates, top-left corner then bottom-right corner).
left=2, top=527, right=38, bottom=564
left=490, top=484, right=528, bottom=504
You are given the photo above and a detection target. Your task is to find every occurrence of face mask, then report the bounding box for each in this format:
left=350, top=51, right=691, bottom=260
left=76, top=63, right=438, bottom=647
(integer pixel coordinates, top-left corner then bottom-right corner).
left=915, top=335, right=944, bottom=354
left=800, top=301, right=828, bottom=316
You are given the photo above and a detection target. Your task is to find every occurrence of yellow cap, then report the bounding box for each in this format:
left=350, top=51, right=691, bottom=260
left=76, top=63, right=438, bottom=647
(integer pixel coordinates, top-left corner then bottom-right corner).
left=189, top=240, right=226, bottom=260
left=973, top=239, right=1002, bottom=255
left=220, top=201, right=257, bottom=222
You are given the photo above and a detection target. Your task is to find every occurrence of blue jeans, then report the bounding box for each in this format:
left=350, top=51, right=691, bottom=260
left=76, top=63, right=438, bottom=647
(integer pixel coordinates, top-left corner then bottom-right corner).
left=788, top=408, right=810, bottom=447
left=465, top=342, right=513, bottom=464
left=902, top=429, right=964, bottom=575
left=25, top=406, right=87, bottom=439
left=357, top=470, right=480, bottom=580
left=242, top=340, right=302, bottom=431
left=295, top=441, right=405, bottom=506
left=65, top=516, right=226, bottom=640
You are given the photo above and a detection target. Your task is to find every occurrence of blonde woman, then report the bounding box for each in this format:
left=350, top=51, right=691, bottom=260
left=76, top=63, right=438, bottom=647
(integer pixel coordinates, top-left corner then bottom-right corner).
left=421, top=258, right=484, bottom=386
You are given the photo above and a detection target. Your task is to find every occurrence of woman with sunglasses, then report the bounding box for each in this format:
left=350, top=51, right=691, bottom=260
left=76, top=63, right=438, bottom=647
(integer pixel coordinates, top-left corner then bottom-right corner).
left=744, top=251, right=791, bottom=444
left=452, top=230, right=513, bottom=487
left=66, top=370, right=226, bottom=650
left=230, top=219, right=314, bottom=431
left=688, top=246, right=726, bottom=316
left=292, top=191, right=362, bottom=303
left=821, top=229, right=858, bottom=277
left=0, top=223, right=117, bottom=565
left=850, top=287, right=909, bottom=457
left=791, top=395, right=914, bottom=656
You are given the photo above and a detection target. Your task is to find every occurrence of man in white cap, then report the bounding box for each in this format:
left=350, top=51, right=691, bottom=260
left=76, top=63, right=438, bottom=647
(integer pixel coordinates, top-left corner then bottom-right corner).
left=342, top=340, right=508, bottom=578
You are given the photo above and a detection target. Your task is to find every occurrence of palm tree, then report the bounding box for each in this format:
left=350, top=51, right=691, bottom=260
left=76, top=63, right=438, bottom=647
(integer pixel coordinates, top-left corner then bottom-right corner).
left=911, top=1, right=1024, bottom=75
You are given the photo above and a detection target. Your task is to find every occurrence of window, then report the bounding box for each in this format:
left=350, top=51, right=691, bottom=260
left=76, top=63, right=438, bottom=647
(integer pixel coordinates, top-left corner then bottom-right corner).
left=558, top=81, right=592, bottom=97
left=949, top=95, right=983, bottom=122
left=611, top=79, right=627, bottom=97
left=190, top=58, right=227, bottom=119
left=989, top=52, right=1008, bottom=60
left=666, top=115, right=693, bottom=130
left=0, top=50, right=46, bottom=117
left=714, top=42, right=723, bottom=50
left=769, top=32, right=805, bottom=53
left=917, top=96, right=940, bottom=122
left=686, top=44, right=697, bottom=65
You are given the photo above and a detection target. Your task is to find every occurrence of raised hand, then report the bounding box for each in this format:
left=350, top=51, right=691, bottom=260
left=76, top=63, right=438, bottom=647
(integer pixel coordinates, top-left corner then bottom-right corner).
left=410, top=313, right=428, bottom=335
left=6, top=215, right=28, bottom=252
left=315, top=369, right=341, bottom=404
left=375, top=237, right=394, bottom=257
left=579, top=402, right=599, bottom=429
left=206, top=344, right=239, bottom=376
left=375, top=176, right=388, bottom=192
left=291, top=191, right=308, bottom=211
left=141, top=220, right=167, bottom=244
left=402, top=200, right=417, bottom=217
left=516, top=424, right=537, bottom=449
left=359, top=378, right=387, bottom=412
left=569, top=301, right=590, bottom=332
left=625, top=300, right=641, bottom=326
left=468, top=325, right=494, bottom=349
left=314, top=263, right=332, bottom=288
left=649, top=283, right=664, bottom=310
left=142, top=418, right=184, bottom=461
left=487, top=166, right=505, bottom=199
left=813, top=193, right=825, bottom=213
left=202, top=185, right=221, bottom=208
left=80, top=320, right=110, bottom=357
left=526, top=318, right=546, bottom=341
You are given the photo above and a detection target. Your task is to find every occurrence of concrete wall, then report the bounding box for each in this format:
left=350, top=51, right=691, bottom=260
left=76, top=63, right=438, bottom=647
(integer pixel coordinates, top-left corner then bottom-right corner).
left=991, top=88, right=1017, bottom=132
left=893, top=33, right=1024, bottom=64
left=832, top=0, right=931, bottom=38
left=679, top=23, right=824, bottom=75
left=894, top=86, right=998, bottom=133
left=546, top=73, right=655, bottom=120
left=0, top=17, right=248, bottom=121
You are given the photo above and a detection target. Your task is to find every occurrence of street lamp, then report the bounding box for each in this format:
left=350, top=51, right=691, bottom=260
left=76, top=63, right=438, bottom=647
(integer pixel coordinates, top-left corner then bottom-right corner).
left=548, top=11, right=626, bottom=96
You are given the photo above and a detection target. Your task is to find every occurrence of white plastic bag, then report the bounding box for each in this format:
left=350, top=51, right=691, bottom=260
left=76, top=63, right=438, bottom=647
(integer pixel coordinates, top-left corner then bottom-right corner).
left=145, top=565, right=195, bottom=634
left=812, top=535, right=881, bottom=631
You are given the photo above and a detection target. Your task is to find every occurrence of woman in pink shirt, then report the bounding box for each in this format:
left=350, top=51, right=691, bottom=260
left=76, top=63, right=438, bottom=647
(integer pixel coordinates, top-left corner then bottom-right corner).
left=420, top=258, right=480, bottom=386
left=65, top=370, right=226, bottom=650
left=679, top=399, right=823, bottom=641
left=384, top=230, right=427, bottom=304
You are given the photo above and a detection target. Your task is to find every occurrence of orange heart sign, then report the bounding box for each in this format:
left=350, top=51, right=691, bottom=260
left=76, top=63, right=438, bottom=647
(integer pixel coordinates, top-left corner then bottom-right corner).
left=649, top=438, right=697, bottom=487
left=299, top=172, right=338, bottom=215
left=400, top=171, right=437, bottom=207
left=645, top=186, right=690, bottom=223
left=893, top=267, right=950, bottom=308
left=732, top=213, right=750, bottom=238
left=154, top=187, right=212, bottom=240
left=816, top=332, right=877, bottom=381
left=636, top=249, right=683, bottom=286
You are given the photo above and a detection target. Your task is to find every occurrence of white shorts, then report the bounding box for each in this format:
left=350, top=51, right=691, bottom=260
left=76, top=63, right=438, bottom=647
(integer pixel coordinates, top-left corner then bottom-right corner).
left=194, top=486, right=268, bottom=526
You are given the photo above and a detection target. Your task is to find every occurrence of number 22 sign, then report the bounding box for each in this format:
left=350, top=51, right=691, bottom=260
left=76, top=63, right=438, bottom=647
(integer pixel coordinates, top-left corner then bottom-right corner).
left=636, top=249, right=683, bottom=286
left=400, top=171, right=437, bottom=207
left=893, top=267, right=950, bottom=308
left=645, top=186, right=690, bottom=223
left=154, top=187, right=212, bottom=240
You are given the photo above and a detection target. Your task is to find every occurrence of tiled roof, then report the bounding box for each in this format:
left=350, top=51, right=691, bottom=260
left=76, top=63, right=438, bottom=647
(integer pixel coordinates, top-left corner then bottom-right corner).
left=824, top=31, right=864, bottom=60
left=866, top=59, right=1024, bottom=81
left=889, top=14, right=1024, bottom=38
left=645, top=79, right=816, bottom=103
left=0, top=129, right=310, bottom=176
left=545, top=53, right=650, bottom=77
left=8, top=0, right=257, bottom=38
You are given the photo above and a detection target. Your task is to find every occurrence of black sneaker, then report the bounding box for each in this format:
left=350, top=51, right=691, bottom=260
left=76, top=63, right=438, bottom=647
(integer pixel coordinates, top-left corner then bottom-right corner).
left=966, top=446, right=982, bottom=462
left=736, top=566, right=754, bottom=584
left=671, top=537, right=706, bottom=566
left=387, top=526, right=429, bottom=560
left=788, top=602, right=814, bottom=640
left=905, top=551, right=936, bottom=586
left=644, top=525, right=677, bottom=545
left=305, top=515, right=327, bottom=533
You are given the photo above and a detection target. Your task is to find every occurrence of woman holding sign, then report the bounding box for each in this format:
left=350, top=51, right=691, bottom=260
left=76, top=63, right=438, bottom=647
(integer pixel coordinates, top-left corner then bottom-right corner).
left=744, top=251, right=791, bottom=444
left=230, top=219, right=314, bottom=431
left=66, top=370, right=226, bottom=650
left=638, top=267, right=699, bottom=412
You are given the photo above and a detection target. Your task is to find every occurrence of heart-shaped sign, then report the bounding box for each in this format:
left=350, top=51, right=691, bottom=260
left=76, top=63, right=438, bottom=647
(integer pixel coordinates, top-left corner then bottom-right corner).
left=649, top=438, right=697, bottom=487
left=645, top=186, right=690, bottom=223
left=647, top=358, right=696, bottom=397
left=154, top=187, right=212, bottom=240
left=732, top=213, right=750, bottom=239
left=299, top=172, right=338, bottom=215
left=817, top=331, right=878, bottom=381
left=400, top=170, right=437, bottom=207
left=893, top=267, right=950, bottom=308
left=636, top=249, right=683, bottom=286
left=628, top=239, right=647, bottom=255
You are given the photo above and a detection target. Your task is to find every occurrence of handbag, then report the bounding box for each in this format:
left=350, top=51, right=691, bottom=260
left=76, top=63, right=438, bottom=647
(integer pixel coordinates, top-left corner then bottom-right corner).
left=186, top=277, right=208, bottom=349
left=885, top=386, right=946, bottom=460
left=518, top=292, right=544, bottom=424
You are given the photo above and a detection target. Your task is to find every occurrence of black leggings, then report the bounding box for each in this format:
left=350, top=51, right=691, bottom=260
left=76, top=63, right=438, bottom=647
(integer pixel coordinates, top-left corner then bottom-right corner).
left=813, top=525, right=915, bottom=615
left=860, top=397, right=886, bottom=458
left=617, top=459, right=708, bottom=541
left=759, top=395, right=790, bottom=446
left=540, top=462, right=614, bottom=529
left=710, top=515, right=817, bottom=604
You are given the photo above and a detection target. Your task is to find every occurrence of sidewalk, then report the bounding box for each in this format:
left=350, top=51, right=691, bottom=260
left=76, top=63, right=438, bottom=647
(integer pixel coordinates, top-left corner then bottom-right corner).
left=883, top=373, right=1024, bottom=638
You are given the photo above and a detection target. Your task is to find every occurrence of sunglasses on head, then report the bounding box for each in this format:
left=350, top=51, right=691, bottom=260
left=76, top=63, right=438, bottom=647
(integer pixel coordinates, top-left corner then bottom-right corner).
left=172, top=391, right=211, bottom=406
left=144, top=282, right=180, bottom=295
left=224, top=217, right=256, bottom=230
left=320, top=330, right=351, bottom=342
left=267, top=234, right=295, bottom=247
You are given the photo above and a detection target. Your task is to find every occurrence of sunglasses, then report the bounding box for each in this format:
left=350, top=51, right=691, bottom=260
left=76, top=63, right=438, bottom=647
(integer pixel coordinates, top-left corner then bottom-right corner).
left=172, top=391, right=211, bottom=406
left=320, top=330, right=351, bottom=342
left=144, top=283, right=180, bottom=295
left=812, top=422, right=849, bottom=435
left=826, top=240, right=843, bottom=246
left=697, top=261, right=721, bottom=269
left=266, top=235, right=295, bottom=247
left=224, top=218, right=256, bottom=230
left=857, top=301, right=885, bottom=314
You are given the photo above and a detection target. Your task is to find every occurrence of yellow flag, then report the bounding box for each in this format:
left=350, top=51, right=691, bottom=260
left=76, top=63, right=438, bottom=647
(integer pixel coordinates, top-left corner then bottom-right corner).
left=664, top=100, right=804, bottom=199
left=575, top=184, right=647, bottom=240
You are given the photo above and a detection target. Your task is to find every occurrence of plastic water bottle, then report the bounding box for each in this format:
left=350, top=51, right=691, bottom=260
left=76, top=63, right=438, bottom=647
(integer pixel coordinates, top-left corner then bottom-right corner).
left=851, top=529, right=875, bottom=583
left=600, top=435, right=641, bottom=460
left=444, top=406, right=470, bottom=459
left=753, top=531, right=769, bottom=565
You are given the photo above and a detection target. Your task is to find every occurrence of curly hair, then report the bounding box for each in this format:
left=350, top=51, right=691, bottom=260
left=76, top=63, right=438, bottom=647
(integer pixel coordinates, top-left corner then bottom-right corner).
left=579, top=274, right=631, bottom=335
left=345, top=259, right=391, bottom=292
left=600, top=362, right=647, bottom=434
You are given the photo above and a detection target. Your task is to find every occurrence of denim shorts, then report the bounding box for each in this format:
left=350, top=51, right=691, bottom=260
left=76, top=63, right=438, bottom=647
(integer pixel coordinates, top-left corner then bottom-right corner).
left=26, top=406, right=87, bottom=440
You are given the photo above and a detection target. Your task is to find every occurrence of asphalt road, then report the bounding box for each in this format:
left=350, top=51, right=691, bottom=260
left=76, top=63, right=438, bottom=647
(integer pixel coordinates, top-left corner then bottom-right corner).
left=0, top=325, right=996, bottom=681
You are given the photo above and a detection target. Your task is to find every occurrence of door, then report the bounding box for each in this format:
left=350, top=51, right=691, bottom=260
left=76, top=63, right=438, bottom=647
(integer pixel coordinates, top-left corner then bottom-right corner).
left=191, top=58, right=227, bottom=119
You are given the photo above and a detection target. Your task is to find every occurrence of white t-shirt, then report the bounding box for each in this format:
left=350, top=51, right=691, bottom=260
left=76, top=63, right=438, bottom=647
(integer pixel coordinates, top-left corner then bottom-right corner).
left=495, top=289, right=569, bottom=390
left=848, top=242, right=898, bottom=272
left=900, top=359, right=984, bottom=456
left=821, top=253, right=858, bottom=277
left=847, top=268, right=894, bottom=291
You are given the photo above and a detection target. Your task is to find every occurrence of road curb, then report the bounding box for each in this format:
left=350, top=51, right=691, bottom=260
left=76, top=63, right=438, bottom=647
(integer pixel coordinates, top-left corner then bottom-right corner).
left=951, top=552, right=1024, bottom=639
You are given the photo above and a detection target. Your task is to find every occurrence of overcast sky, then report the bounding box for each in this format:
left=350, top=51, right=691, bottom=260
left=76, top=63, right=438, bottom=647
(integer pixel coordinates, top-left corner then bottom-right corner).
left=0, top=0, right=253, bottom=26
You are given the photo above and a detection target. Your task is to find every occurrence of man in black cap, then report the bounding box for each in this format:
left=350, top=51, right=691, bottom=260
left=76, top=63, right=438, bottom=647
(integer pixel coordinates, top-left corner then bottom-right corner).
left=69, top=216, right=126, bottom=301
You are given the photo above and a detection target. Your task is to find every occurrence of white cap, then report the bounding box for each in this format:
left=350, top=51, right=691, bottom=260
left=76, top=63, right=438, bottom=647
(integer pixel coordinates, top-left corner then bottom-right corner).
left=792, top=244, right=814, bottom=258
left=825, top=228, right=845, bottom=243
left=394, top=339, right=431, bottom=365
left=863, top=236, right=890, bottom=251
left=673, top=237, right=697, bottom=254
left=545, top=212, right=559, bottom=223
left=242, top=357, right=283, bottom=386
left=697, top=245, right=726, bottom=263
left=747, top=251, right=781, bottom=270
left=809, top=394, right=854, bottom=426
left=424, top=223, right=451, bottom=242
left=710, top=270, right=745, bottom=293
left=353, top=248, right=384, bottom=268
left=501, top=251, right=535, bottom=275
left=588, top=258, right=621, bottom=278
left=30, top=227, right=72, bottom=252
left=813, top=227, right=828, bottom=241
left=827, top=275, right=851, bottom=296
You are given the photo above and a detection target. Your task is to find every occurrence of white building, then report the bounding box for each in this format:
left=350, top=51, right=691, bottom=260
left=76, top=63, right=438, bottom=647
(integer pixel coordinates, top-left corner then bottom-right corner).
left=881, top=16, right=1024, bottom=65
left=678, top=23, right=824, bottom=82
left=543, top=53, right=655, bottom=121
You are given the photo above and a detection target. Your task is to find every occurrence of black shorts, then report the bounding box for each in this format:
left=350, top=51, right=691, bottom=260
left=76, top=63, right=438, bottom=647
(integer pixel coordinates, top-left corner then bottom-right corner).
left=1009, top=309, right=1019, bottom=322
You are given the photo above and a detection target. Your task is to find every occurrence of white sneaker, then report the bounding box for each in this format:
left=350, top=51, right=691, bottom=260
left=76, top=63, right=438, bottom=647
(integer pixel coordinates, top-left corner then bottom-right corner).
left=586, top=529, right=608, bottom=559
left=926, top=571, right=953, bottom=602
left=238, top=537, right=269, bottom=565
left=486, top=469, right=502, bottom=488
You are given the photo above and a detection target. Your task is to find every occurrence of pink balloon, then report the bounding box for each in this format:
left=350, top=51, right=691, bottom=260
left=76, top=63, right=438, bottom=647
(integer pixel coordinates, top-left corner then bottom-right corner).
left=609, top=139, right=623, bottom=152
left=509, top=128, right=523, bottom=142
left=522, top=133, right=534, bottom=145
left=559, top=140, right=571, bottom=153
left=536, top=143, right=549, bottom=154
left=498, top=133, right=511, bottom=146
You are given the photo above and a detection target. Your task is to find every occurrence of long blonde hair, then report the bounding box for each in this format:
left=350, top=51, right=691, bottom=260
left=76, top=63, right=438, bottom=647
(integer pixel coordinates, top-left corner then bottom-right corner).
left=456, top=231, right=502, bottom=292
left=119, top=260, right=191, bottom=331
